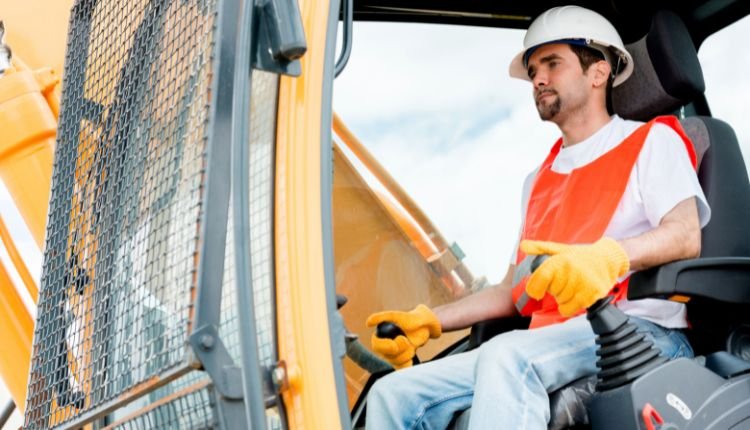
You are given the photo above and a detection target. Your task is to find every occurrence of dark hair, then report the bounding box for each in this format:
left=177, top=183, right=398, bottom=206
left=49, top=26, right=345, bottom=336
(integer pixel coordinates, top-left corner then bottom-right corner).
left=569, top=44, right=615, bottom=114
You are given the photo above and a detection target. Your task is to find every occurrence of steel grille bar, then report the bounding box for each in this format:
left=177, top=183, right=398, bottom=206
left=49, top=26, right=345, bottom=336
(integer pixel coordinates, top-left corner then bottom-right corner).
left=103, top=379, right=215, bottom=429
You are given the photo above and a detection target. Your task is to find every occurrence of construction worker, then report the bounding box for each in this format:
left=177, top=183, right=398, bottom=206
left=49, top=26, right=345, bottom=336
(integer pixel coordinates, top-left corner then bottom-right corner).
left=364, top=6, right=710, bottom=429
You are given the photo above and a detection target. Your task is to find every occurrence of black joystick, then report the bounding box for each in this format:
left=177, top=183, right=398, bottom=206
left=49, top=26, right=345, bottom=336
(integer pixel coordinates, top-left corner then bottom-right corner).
left=587, top=296, right=667, bottom=391
left=375, top=322, right=420, bottom=365
left=376, top=322, right=405, bottom=339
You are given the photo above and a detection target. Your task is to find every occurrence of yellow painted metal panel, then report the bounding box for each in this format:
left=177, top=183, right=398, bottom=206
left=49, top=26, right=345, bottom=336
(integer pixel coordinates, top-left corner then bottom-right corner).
left=0, top=64, right=59, bottom=248
left=0, top=261, right=32, bottom=411
left=0, top=215, right=38, bottom=300
left=1, top=0, right=75, bottom=76
left=275, top=0, right=343, bottom=427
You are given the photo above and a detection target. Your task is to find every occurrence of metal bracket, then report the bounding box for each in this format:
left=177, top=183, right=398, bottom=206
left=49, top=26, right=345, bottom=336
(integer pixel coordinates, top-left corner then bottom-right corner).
left=0, top=21, right=12, bottom=75
left=427, top=248, right=461, bottom=278
left=334, top=0, right=352, bottom=77
left=189, top=325, right=244, bottom=400
left=450, top=242, right=466, bottom=261
left=252, top=0, right=307, bottom=76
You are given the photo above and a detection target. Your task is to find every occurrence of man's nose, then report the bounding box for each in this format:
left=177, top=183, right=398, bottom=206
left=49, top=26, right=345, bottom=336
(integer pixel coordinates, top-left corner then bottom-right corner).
left=532, top=70, right=548, bottom=88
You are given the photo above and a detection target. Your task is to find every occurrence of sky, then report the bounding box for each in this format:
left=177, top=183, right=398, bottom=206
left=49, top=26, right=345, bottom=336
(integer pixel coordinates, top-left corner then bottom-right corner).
left=1, top=13, right=749, bottom=429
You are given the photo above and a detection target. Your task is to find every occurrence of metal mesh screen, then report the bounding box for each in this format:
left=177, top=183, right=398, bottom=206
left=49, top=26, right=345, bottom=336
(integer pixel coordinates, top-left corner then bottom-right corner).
left=24, top=0, right=219, bottom=427
left=96, top=69, right=282, bottom=430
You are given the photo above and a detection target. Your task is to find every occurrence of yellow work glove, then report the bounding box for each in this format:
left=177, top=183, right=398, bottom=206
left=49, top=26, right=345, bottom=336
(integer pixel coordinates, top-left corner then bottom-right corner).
left=520, top=237, right=630, bottom=317
left=366, top=304, right=442, bottom=369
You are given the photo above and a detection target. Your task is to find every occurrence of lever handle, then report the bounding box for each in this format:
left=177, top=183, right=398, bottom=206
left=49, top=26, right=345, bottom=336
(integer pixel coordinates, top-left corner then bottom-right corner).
left=375, top=322, right=420, bottom=365
left=376, top=322, right=405, bottom=339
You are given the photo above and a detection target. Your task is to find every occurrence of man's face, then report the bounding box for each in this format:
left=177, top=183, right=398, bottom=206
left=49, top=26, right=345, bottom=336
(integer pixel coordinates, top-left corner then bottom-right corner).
left=526, top=44, right=591, bottom=122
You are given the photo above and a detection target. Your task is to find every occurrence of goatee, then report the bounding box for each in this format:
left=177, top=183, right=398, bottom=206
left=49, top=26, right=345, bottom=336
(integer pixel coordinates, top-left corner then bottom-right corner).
left=537, top=96, right=561, bottom=121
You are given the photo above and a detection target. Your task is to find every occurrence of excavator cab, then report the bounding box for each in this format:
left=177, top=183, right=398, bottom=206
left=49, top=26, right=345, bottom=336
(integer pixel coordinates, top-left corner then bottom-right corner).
left=339, top=3, right=750, bottom=430
left=0, top=0, right=749, bottom=429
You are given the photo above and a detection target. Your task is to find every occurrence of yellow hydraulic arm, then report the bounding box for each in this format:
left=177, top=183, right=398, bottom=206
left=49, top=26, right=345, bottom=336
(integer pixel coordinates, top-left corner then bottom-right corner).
left=0, top=1, right=71, bottom=409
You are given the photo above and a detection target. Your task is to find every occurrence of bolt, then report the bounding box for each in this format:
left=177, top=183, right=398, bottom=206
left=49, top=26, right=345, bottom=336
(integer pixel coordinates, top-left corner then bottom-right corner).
left=200, top=334, right=215, bottom=350
left=0, top=21, right=11, bottom=76
left=272, top=366, right=287, bottom=389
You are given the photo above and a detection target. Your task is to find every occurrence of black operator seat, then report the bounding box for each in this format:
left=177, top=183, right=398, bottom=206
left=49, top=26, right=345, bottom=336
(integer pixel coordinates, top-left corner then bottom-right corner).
left=451, top=10, right=750, bottom=430
left=617, top=10, right=750, bottom=352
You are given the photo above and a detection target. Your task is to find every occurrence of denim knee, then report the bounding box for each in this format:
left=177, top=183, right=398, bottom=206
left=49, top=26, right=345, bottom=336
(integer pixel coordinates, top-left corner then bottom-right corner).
left=368, top=373, right=396, bottom=408
left=629, top=317, right=694, bottom=360
left=475, top=331, right=528, bottom=375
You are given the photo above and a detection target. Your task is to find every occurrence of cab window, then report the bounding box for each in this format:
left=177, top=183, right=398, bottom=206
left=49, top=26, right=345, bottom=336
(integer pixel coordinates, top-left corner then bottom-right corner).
left=331, top=21, right=555, bottom=405
left=698, top=15, right=750, bottom=170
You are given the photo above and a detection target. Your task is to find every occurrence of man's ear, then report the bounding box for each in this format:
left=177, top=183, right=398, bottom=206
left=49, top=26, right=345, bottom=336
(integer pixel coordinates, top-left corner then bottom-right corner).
left=592, top=60, right=611, bottom=88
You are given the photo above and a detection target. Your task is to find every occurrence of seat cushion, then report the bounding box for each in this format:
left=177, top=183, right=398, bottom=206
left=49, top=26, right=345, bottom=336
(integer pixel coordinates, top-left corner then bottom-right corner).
left=448, top=375, right=597, bottom=430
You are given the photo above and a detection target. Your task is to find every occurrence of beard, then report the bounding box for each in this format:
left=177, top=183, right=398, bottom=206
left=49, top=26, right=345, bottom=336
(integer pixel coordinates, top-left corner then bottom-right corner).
left=536, top=92, right=561, bottom=121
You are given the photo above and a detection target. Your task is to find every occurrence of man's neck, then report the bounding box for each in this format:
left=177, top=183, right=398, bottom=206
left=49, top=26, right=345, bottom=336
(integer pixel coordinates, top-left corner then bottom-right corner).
left=558, top=108, right=613, bottom=147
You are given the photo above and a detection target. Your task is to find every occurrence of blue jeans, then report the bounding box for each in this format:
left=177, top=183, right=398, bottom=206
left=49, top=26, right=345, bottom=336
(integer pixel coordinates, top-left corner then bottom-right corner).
left=365, top=315, right=693, bottom=430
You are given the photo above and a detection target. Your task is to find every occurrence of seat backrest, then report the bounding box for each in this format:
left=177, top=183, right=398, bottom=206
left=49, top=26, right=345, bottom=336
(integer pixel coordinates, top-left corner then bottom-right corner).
left=686, top=117, right=750, bottom=257
left=612, top=10, right=750, bottom=259
left=613, top=10, right=750, bottom=359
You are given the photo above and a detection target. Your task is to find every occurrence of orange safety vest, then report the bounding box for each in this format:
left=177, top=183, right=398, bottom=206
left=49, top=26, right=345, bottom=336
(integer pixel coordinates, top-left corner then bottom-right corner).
left=512, top=116, right=697, bottom=329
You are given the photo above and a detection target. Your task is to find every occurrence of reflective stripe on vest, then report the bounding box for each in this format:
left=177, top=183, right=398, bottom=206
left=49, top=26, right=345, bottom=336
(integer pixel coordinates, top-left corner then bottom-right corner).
left=513, top=116, right=697, bottom=329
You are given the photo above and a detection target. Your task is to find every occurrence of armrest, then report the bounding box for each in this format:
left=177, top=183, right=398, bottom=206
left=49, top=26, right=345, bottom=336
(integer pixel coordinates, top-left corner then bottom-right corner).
left=628, top=257, right=750, bottom=303
left=468, top=316, right=530, bottom=350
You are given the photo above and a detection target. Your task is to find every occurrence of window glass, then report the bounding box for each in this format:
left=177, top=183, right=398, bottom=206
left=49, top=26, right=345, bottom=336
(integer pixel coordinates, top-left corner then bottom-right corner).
left=334, top=22, right=557, bottom=282
left=331, top=22, right=559, bottom=408
left=698, top=15, right=750, bottom=170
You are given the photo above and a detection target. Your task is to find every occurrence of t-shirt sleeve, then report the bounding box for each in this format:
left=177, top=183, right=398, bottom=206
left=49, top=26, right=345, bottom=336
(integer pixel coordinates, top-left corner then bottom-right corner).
left=637, top=123, right=711, bottom=228
left=510, top=169, right=538, bottom=264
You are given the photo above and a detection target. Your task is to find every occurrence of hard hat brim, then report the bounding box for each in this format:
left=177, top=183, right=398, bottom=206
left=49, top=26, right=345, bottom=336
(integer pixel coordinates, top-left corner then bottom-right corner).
left=507, top=41, right=634, bottom=87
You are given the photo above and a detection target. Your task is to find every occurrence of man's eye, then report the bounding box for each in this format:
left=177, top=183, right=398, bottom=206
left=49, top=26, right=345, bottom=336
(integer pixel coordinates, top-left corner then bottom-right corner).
left=549, top=61, right=558, bottom=68
left=528, top=70, right=536, bottom=79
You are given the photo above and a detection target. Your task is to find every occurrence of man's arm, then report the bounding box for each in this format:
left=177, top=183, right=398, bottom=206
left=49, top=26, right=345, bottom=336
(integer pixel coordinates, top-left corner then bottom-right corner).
left=619, top=197, right=701, bottom=271
left=519, top=197, right=702, bottom=317
left=431, top=264, right=518, bottom=332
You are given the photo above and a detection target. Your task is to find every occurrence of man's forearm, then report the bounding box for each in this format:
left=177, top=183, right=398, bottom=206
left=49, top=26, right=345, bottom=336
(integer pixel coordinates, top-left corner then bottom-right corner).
left=432, top=264, right=518, bottom=332
left=427, top=196, right=701, bottom=333
left=619, top=197, right=701, bottom=271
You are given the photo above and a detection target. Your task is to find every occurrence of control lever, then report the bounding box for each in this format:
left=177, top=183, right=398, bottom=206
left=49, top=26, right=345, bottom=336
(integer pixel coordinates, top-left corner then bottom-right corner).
left=376, top=322, right=405, bottom=339
left=375, top=322, right=420, bottom=365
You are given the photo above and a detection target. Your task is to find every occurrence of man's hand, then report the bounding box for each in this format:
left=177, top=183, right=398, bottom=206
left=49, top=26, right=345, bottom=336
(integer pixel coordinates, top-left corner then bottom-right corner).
left=520, top=237, right=630, bottom=316
left=366, top=304, right=441, bottom=369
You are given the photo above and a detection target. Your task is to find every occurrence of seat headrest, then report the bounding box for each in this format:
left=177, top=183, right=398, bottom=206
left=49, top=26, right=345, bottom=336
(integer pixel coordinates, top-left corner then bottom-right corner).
left=613, top=10, right=706, bottom=121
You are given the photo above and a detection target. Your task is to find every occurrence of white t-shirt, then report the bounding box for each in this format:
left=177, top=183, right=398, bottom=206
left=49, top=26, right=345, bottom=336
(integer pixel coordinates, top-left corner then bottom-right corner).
left=513, top=115, right=711, bottom=328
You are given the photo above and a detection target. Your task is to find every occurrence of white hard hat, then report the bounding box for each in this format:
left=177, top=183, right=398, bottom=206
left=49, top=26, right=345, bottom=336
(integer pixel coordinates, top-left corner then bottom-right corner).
left=509, top=6, right=634, bottom=87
